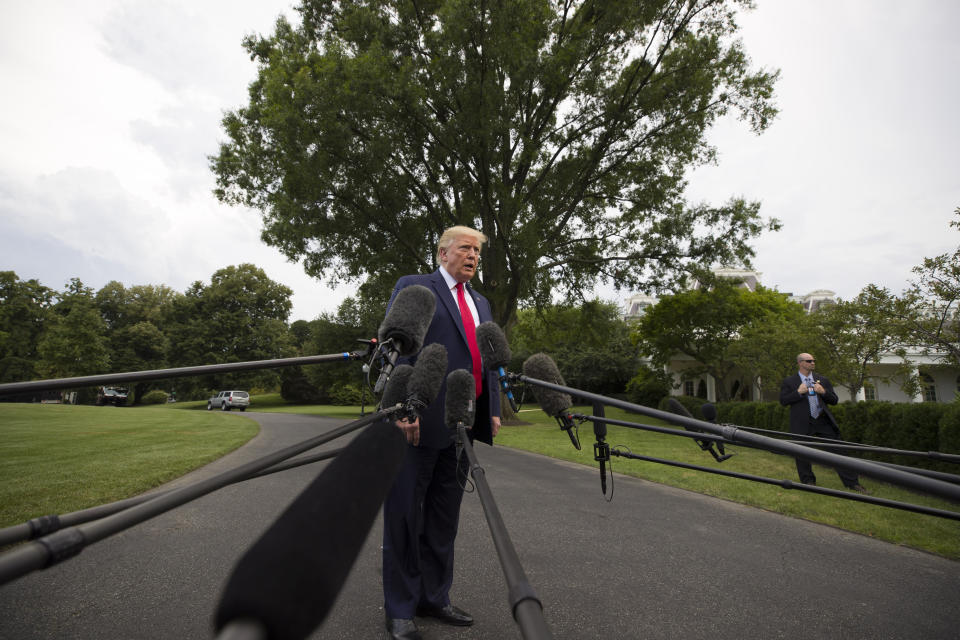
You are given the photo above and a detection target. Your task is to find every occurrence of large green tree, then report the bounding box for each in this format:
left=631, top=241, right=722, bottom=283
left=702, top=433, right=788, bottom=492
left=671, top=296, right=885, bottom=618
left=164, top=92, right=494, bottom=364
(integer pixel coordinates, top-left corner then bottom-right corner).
left=728, top=311, right=817, bottom=399
left=281, top=294, right=383, bottom=404
left=213, top=0, right=779, bottom=328
left=814, top=285, right=913, bottom=402
left=36, top=279, right=111, bottom=382
left=95, top=282, right=182, bottom=403
left=96, top=281, right=181, bottom=334
left=632, top=276, right=801, bottom=401
left=894, top=208, right=960, bottom=365
left=0, top=271, right=54, bottom=383
left=509, top=300, right=639, bottom=395
left=167, top=264, right=294, bottom=397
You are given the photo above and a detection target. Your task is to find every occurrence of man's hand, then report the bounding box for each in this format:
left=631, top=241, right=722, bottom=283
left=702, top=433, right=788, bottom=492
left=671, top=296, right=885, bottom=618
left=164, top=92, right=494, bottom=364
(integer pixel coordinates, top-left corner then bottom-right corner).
left=491, top=416, right=501, bottom=438
left=395, top=416, right=420, bottom=446
left=813, top=381, right=825, bottom=395
left=797, top=382, right=809, bottom=395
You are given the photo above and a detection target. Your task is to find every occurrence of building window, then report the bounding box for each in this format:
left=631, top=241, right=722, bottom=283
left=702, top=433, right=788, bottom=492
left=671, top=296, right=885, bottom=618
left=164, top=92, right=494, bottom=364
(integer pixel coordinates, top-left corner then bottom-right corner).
left=684, top=380, right=694, bottom=396
left=863, top=381, right=876, bottom=401
left=921, top=373, right=937, bottom=402
left=697, top=380, right=708, bottom=399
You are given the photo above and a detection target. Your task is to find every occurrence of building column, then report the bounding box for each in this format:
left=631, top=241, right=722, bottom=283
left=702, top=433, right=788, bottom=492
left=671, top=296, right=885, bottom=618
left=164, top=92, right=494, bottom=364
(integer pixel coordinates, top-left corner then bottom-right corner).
left=912, top=368, right=924, bottom=403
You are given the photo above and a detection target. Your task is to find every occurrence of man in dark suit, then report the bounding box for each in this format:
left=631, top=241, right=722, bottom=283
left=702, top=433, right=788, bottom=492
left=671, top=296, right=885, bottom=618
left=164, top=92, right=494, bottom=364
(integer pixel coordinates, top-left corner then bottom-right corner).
left=382, top=225, right=502, bottom=640
left=779, top=352, right=868, bottom=493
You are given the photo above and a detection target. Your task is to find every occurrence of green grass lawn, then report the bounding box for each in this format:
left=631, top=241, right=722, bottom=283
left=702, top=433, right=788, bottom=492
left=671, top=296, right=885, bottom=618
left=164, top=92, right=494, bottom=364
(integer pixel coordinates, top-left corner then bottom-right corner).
left=2, top=398, right=958, bottom=560
left=0, top=403, right=257, bottom=529
left=497, top=406, right=960, bottom=559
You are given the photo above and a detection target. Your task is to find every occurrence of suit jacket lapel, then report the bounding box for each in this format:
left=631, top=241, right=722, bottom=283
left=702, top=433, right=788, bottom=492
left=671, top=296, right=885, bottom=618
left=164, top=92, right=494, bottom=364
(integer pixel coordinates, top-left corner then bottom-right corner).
left=431, top=270, right=469, bottom=346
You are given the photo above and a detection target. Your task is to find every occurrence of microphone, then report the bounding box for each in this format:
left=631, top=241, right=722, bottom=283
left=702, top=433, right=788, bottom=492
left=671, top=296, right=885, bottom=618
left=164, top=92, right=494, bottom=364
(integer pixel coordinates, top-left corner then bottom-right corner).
left=666, top=398, right=733, bottom=463
left=521, top=353, right=581, bottom=450
left=214, top=418, right=407, bottom=640
left=700, top=402, right=730, bottom=460
left=475, top=321, right=519, bottom=413
left=380, top=364, right=414, bottom=412
left=403, top=343, right=448, bottom=421
left=701, top=403, right=717, bottom=423
left=592, top=401, right=610, bottom=496
left=374, top=285, right=436, bottom=393
left=445, top=369, right=476, bottom=461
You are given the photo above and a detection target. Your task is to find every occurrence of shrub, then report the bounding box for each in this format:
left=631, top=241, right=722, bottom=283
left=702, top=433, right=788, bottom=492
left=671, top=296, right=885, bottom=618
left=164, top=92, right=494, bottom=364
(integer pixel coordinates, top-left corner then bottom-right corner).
left=725, top=402, right=758, bottom=428
left=625, top=367, right=672, bottom=408
left=706, top=399, right=953, bottom=471
left=939, top=404, right=960, bottom=454
left=329, top=382, right=363, bottom=406
left=862, top=402, right=895, bottom=446
left=715, top=402, right=734, bottom=424
left=140, top=390, right=168, bottom=405
left=753, top=402, right=787, bottom=432
left=888, top=403, right=944, bottom=454
left=833, top=401, right=869, bottom=443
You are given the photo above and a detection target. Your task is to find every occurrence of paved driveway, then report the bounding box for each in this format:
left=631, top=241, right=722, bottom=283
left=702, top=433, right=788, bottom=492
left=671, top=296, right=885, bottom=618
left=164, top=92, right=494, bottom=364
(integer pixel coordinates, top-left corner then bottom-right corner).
left=1, top=411, right=957, bottom=639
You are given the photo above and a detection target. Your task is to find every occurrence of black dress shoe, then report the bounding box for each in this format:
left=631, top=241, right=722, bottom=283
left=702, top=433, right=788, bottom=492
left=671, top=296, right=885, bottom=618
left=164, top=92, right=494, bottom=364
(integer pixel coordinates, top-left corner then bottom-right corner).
left=416, top=603, right=474, bottom=626
left=385, top=617, right=422, bottom=640
left=850, top=484, right=872, bottom=495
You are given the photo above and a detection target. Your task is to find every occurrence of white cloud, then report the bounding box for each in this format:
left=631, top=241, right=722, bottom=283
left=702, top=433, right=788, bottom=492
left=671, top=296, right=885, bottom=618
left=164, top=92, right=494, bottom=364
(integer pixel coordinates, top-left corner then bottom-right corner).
left=0, top=0, right=351, bottom=321
left=0, top=0, right=957, bottom=324
left=684, top=0, right=960, bottom=301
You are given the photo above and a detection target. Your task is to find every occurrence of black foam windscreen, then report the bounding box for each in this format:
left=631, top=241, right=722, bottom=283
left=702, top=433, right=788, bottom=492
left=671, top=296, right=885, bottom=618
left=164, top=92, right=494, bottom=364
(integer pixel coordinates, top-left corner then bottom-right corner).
left=406, top=343, right=447, bottom=409
left=522, top=353, right=573, bottom=417
left=701, top=403, right=718, bottom=423
left=667, top=397, right=694, bottom=419
left=445, top=369, right=476, bottom=429
left=378, top=285, right=436, bottom=356
left=381, top=364, right=414, bottom=409
left=214, top=419, right=407, bottom=640
left=668, top=397, right=703, bottom=434
left=475, top=321, right=511, bottom=370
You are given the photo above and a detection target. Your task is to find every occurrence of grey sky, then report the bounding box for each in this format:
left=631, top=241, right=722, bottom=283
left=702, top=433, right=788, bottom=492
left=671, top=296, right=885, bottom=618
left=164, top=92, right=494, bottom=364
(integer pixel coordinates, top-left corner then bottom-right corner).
left=1, top=1, right=957, bottom=322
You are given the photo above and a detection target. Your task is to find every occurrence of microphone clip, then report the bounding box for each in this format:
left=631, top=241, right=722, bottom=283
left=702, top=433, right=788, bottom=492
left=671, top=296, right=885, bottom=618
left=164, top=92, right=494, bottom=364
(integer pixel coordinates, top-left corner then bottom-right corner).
left=556, top=413, right=581, bottom=450
left=372, top=337, right=401, bottom=395
left=593, top=439, right=610, bottom=464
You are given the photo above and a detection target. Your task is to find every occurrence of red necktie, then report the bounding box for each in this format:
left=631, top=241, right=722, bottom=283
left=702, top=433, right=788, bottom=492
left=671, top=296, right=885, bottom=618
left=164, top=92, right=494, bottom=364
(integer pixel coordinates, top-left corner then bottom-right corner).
left=456, top=282, right=482, bottom=398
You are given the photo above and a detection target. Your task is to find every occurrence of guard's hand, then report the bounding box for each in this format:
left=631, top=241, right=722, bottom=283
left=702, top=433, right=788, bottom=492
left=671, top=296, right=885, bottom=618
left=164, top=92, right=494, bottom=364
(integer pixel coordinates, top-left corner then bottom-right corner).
left=395, top=416, right=420, bottom=446
left=813, top=382, right=825, bottom=395
left=491, top=416, right=502, bottom=438
left=798, top=383, right=809, bottom=395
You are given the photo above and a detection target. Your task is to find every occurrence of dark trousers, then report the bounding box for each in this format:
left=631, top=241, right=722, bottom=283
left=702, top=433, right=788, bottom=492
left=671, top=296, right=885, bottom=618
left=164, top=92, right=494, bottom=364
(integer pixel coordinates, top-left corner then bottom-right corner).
left=795, top=414, right=859, bottom=487
left=382, top=441, right=467, bottom=618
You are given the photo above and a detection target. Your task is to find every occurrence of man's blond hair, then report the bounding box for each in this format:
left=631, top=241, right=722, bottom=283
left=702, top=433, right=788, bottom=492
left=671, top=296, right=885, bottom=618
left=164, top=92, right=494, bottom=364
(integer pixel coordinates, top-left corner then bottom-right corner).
left=436, top=225, right=488, bottom=263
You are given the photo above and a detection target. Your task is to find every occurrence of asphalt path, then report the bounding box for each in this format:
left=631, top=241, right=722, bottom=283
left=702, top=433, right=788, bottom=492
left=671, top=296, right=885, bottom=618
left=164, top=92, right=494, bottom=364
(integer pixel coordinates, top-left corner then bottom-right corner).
left=1, top=411, right=957, bottom=639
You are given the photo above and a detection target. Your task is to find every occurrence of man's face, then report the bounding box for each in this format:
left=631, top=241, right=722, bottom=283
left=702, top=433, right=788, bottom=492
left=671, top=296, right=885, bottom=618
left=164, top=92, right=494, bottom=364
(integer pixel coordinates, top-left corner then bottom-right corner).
left=798, top=354, right=816, bottom=375
left=440, top=234, right=481, bottom=283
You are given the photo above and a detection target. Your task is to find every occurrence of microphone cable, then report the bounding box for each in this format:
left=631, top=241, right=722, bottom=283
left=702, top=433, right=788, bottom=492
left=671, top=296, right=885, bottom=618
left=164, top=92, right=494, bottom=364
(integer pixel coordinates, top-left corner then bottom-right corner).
left=457, top=445, right=477, bottom=495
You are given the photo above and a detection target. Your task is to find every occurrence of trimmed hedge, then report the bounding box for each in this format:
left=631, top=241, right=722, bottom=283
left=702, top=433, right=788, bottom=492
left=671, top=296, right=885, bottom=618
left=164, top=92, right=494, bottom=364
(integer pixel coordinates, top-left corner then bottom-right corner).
left=938, top=404, right=960, bottom=455
left=140, top=390, right=169, bottom=405
left=694, top=398, right=957, bottom=472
